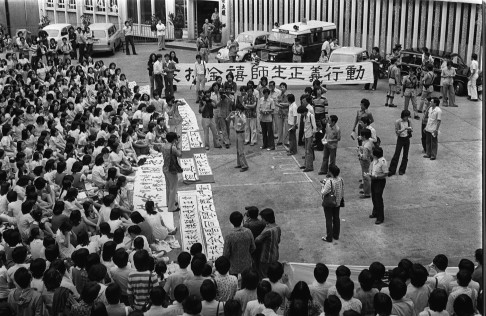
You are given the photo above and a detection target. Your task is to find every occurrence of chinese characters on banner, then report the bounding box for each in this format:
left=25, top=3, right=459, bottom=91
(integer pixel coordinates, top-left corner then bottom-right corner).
left=180, top=158, right=199, bottom=182
left=188, top=131, right=204, bottom=149
left=177, top=100, right=199, bottom=132
left=196, top=184, right=224, bottom=261
left=179, top=192, right=205, bottom=252
left=181, top=133, right=190, bottom=152
left=173, top=62, right=374, bottom=86
left=132, top=154, right=175, bottom=229
left=194, top=153, right=213, bottom=176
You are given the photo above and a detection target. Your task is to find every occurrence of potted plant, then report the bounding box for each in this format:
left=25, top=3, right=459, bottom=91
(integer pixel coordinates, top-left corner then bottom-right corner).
left=39, top=14, right=51, bottom=29
left=212, top=18, right=226, bottom=43
left=169, top=12, right=184, bottom=39
left=146, top=14, right=159, bottom=32
left=80, top=14, right=91, bottom=29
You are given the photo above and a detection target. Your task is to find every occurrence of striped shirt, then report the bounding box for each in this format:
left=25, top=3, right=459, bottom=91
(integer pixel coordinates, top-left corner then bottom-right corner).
left=255, top=224, right=281, bottom=263
left=127, top=270, right=159, bottom=309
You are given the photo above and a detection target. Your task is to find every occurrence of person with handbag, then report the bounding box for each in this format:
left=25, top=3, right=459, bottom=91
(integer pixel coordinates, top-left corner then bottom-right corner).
left=321, top=164, right=344, bottom=243
left=161, top=132, right=182, bottom=213
left=367, top=147, right=388, bottom=225
left=388, top=110, right=412, bottom=176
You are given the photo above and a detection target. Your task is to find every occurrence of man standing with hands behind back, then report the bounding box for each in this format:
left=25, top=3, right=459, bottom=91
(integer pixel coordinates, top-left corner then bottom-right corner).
left=156, top=20, right=166, bottom=51
left=123, top=20, right=137, bottom=55
left=423, top=97, right=441, bottom=161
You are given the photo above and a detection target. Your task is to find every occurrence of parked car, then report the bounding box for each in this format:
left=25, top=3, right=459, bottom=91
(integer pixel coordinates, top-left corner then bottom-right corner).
left=216, top=31, right=270, bottom=62
left=255, top=20, right=337, bottom=62
left=89, top=23, right=123, bottom=55
left=329, top=47, right=369, bottom=63
left=42, top=23, right=71, bottom=43
left=399, top=48, right=469, bottom=96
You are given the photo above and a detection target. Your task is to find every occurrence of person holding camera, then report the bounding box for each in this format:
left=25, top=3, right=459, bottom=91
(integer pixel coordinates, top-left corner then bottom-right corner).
left=228, top=103, right=249, bottom=172
left=321, top=164, right=344, bottom=243
left=161, top=132, right=182, bottom=213
left=123, top=20, right=137, bottom=56
left=388, top=110, right=412, bottom=177
left=199, top=89, right=221, bottom=150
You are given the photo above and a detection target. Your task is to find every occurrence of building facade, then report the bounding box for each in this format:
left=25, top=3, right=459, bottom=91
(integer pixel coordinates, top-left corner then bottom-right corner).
left=36, top=0, right=482, bottom=63
left=0, top=0, right=40, bottom=37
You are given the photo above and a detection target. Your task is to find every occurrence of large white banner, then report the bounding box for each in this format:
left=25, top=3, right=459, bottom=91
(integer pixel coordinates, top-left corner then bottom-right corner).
left=172, top=62, right=374, bottom=86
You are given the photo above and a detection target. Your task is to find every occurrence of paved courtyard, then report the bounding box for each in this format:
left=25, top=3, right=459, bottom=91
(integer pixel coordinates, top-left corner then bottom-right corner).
left=92, top=43, right=482, bottom=266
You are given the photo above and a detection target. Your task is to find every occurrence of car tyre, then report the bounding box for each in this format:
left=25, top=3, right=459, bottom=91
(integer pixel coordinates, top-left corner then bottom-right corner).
left=454, top=81, right=465, bottom=96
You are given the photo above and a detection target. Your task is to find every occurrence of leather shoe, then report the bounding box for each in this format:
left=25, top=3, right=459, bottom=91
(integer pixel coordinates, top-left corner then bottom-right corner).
left=389, top=104, right=397, bottom=107
left=318, top=172, right=327, bottom=175
left=387, top=172, right=394, bottom=177
left=235, top=165, right=242, bottom=168
left=303, top=169, right=313, bottom=172
left=359, top=194, right=371, bottom=199
left=240, top=168, right=248, bottom=172
left=375, top=220, right=383, bottom=225
left=430, top=157, right=436, bottom=160
left=423, top=155, right=431, bottom=158
left=299, top=166, right=305, bottom=169
left=369, top=214, right=376, bottom=218
left=322, top=237, right=332, bottom=242
left=399, top=171, right=405, bottom=175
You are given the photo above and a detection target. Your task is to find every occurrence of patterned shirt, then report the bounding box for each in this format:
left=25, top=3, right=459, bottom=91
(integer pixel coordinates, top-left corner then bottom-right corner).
left=127, top=270, right=159, bottom=310
left=243, top=94, right=257, bottom=118
left=214, top=273, right=238, bottom=301
left=259, top=98, right=275, bottom=122
left=255, top=223, right=281, bottom=263
left=243, top=218, right=266, bottom=239
left=223, top=227, right=255, bottom=274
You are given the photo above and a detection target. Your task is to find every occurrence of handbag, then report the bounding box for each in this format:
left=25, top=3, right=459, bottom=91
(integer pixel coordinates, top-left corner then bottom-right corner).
left=168, top=145, right=183, bottom=174
left=141, top=272, right=153, bottom=312
left=339, top=179, right=345, bottom=207
left=407, top=121, right=412, bottom=138
left=322, top=180, right=338, bottom=208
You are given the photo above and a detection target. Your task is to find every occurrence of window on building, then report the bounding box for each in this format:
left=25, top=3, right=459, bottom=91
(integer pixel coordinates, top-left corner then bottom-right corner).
left=126, top=0, right=138, bottom=23
left=96, top=0, right=106, bottom=12
left=85, top=0, right=94, bottom=11
left=109, top=0, right=118, bottom=13
left=58, top=0, right=65, bottom=9
left=46, top=0, right=54, bottom=8
left=68, top=0, right=76, bottom=10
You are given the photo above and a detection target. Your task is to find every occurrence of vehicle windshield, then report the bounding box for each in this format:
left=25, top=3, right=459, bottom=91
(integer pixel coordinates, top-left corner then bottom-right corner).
left=329, top=54, right=355, bottom=63
left=93, top=30, right=106, bottom=38
left=45, top=30, right=59, bottom=37
left=268, top=32, right=296, bottom=45
left=237, top=34, right=254, bottom=44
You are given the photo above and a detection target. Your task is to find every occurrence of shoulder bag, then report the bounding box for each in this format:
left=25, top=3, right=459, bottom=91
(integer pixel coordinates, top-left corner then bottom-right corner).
left=339, top=179, right=345, bottom=207
left=168, top=145, right=183, bottom=174
left=322, top=180, right=338, bottom=207
left=142, top=272, right=153, bottom=312
left=407, top=120, right=412, bottom=138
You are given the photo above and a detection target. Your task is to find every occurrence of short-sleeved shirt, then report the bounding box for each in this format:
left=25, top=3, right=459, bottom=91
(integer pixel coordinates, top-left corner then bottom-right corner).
left=127, top=270, right=159, bottom=310
left=259, top=98, right=274, bottom=122
left=425, top=106, right=442, bottom=132
left=287, top=102, right=298, bottom=125
left=371, top=157, right=388, bottom=178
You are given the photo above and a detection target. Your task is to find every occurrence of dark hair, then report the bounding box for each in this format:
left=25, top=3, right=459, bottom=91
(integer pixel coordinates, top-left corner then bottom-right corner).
left=410, top=264, right=428, bottom=288
left=336, top=276, right=354, bottom=300
left=134, top=250, right=150, bottom=271
left=324, top=295, right=342, bottom=316
left=290, top=281, right=312, bottom=302
left=81, top=281, right=101, bottom=304
left=191, top=258, right=205, bottom=276
left=215, top=256, right=231, bottom=275
left=358, top=269, right=374, bottom=291
left=241, top=269, right=259, bottom=290
left=374, top=293, right=392, bottom=316
left=190, top=243, right=203, bottom=256
left=130, top=211, right=145, bottom=223
left=14, top=267, right=31, bottom=289
left=245, top=206, right=259, bottom=219
left=471, top=53, right=478, bottom=60
left=113, top=249, right=129, bottom=268
left=475, top=249, right=483, bottom=265
left=182, top=295, right=202, bottom=314
left=224, top=299, right=242, bottom=316
left=30, top=258, right=47, bottom=279
left=433, top=254, right=448, bottom=271
left=314, top=263, right=329, bottom=283
left=429, top=288, right=448, bottom=312
left=453, top=294, right=475, bottom=316
left=229, top=211, right=243, bottom=227
left=174, top=284, right=189, bottom=303
left=102, top=241, right=117, bottom=262
left=200, top=279, right=217, bottom=301
left=372, top=147, right=384, bottom=158
left=150, top=286, right=166, bottom=306
left=178, top=252, right=191, bottom=269
left=88, top=263, right=108, bottom=282
left=328, top=164, right=340, bottom=177
left=259, top=208, right=275, bottom=224
left=401, top=109, right=411, bottom=119
left=12, top=246, right=28, bottom=264
left=267, top=262, right=284, bottom=283
left=257, top=280, right=272, bottom=303
left=43, top=268, right=62, bottom=291
left=389, top=278, right=407, bottom=300
left=145, top=200, right=156, bottom=215
left=105, top=283, right=122, bottom=304
left=344, top=311, right=361, bottom=316
left=456, top=269, right=472, bottom=287
left=458, top=259, right=475, bottom=274
left=264, top=292, right=283, bottom=310
left=44, top=245, right=59, bottom=262
left=73, top=248, right=89, bottom=269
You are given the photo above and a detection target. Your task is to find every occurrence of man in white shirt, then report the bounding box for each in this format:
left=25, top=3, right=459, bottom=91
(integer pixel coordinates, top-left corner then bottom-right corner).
left=286, top=94, right=298, bottom=156
left=321, top=37, right=331, bottom=57
left=423, top=97, right=441, bottom=160
left=467, top=53, right=479, bottom=101
left=153, top=54, right=164, bottom=97
left=123, top=20, right=137, bottom=55
left=369, top=147, right=387, bottom=224
left=156, top=20, right=166, bottom=51
left=426, top=254, right=454, bottom=293
left=298, top=103, right=316, bottom=172
left=194, top=54, right=206, bottom=101
left=268, top=81, right=281, bottom=140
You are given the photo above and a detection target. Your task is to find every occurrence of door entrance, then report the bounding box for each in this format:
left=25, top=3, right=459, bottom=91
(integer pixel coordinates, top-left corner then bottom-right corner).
left=195, top=0, right=219, bottom=36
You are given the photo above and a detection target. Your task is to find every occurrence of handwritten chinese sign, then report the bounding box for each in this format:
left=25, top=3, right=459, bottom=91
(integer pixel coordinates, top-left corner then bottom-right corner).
left=180, top=158, right=199, bottom=182
left=189, top=131, right=204, bottom=149
left=196, top=184, right=224, bottom=261
left=194, top=153, right=213, bottom=176
left=172, top=62, right=373, bottom=86
left=177, top=100, right=199, bottom=132
left=179, top=191, right=205, bottom=252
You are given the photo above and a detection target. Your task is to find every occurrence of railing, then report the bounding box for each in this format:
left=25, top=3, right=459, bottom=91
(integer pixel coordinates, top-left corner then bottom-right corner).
left=132, top=21, right=174, bottom=42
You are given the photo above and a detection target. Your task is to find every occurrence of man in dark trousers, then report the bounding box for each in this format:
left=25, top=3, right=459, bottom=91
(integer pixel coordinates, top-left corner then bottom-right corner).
left=123, top=20, right=137, bottom=55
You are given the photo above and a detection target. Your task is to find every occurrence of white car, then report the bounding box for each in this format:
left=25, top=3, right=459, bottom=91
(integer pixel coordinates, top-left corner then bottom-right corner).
left=216, top=31, right=270, bottom=62
left=90, top=23, right=123, bottom=55
left=329, top=47, right=369, bottom=63
left=42, top=23, right=71, bottom=43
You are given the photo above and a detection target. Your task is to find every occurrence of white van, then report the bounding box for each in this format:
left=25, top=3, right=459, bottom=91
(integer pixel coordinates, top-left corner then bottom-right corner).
left=89, top=23, right=122, bottom=55
left=42, top=23, right=71, bottom=43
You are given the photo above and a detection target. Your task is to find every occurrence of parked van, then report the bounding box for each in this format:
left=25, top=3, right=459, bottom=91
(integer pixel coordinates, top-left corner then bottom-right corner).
left=90, top=23, right=122, bottom=55
left=329, top=47, right=369, bottom=63
left=42, top=23, right=71, bottom=43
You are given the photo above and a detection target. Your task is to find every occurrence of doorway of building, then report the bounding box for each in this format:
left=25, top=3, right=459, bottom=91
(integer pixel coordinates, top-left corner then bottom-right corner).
left=196, top=0, right=219, bottom=36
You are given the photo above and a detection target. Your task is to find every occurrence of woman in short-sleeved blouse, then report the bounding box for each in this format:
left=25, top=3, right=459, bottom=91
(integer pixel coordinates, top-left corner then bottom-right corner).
left=161, top=132, right=182, bottom=213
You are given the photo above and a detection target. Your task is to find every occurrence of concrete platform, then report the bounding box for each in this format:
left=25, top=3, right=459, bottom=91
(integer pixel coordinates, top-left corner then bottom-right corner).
left=48, top=46, right=482, bottom=267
